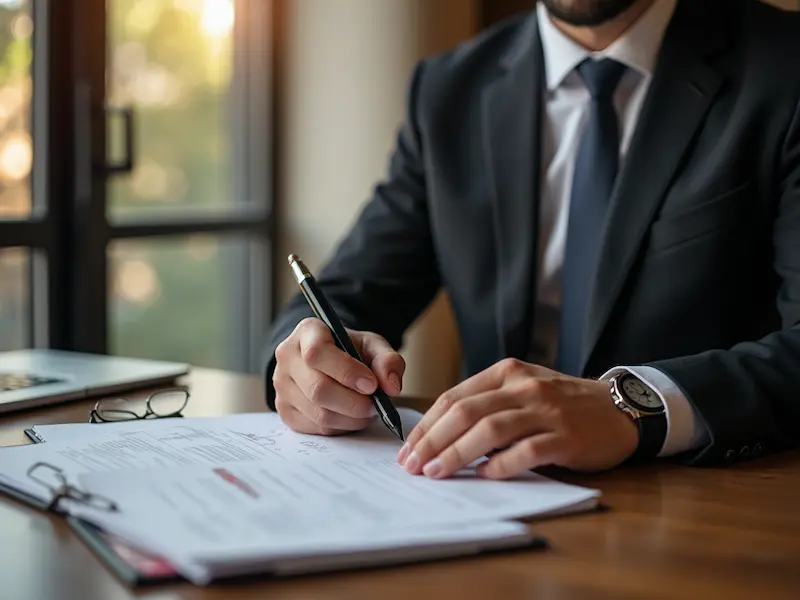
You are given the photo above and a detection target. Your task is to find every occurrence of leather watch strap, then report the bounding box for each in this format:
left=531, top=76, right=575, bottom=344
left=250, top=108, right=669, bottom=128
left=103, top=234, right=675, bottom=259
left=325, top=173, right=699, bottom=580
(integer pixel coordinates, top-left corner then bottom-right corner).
left=630, top=412, right=668, bottom=461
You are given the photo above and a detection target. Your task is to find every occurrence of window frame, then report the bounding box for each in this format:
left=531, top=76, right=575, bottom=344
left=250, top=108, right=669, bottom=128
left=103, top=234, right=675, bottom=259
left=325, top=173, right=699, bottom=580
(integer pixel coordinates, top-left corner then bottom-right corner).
left=0, top=0, right=277, bottom=374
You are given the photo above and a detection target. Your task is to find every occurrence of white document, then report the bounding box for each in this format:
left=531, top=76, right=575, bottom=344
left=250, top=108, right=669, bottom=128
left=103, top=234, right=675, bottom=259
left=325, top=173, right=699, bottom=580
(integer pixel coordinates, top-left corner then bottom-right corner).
left=137, top=520, right=537, bottom=584
left=75, top=446, right=598, bottom=545
left=27, top=413, right=266, bottom=444
left=68, top=435, right=596, bottom=583
left=0, top=408, right=598, bottom=584
left=0, top=409, right=419, bottom=503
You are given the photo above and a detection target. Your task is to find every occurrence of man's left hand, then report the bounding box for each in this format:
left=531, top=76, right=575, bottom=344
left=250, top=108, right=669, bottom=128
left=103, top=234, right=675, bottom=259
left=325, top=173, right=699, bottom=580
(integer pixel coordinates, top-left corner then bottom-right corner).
left=397, top=358, right=640, bottom=480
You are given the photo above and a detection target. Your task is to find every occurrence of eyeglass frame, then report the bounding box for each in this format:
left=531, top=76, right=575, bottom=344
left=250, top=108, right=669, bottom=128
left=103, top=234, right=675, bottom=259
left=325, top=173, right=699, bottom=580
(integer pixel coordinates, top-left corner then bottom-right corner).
left=88, top=386, right=191, bottom=424
left=27, top=462, right=118, bottom=512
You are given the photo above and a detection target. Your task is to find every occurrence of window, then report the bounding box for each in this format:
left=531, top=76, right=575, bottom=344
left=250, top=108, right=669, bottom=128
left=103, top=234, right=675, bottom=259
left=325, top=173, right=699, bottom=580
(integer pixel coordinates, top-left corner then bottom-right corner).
left=107, top=0, right=236, bottom=220
left=109, top=235, right=257, bottom=370
left=0, top=0, right=32, bottom=219
left=0, top=247, right=29, bottom=351
left=0, top=0, right=33, bottom=352
left=0, top=0, right=274, bottom=373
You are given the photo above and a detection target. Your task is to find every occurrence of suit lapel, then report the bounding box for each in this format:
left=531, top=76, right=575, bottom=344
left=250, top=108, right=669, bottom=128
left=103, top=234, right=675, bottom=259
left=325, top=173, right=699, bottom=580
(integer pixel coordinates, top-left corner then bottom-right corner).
left=483, top=15, right=545, bottom=361
left=582, top=1, right=726, bottom=373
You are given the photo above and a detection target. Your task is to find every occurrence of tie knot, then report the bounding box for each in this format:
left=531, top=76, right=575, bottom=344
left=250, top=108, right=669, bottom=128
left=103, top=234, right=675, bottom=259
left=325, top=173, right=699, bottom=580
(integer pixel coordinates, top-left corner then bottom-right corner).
left=577, top=58, right=627, bottom=99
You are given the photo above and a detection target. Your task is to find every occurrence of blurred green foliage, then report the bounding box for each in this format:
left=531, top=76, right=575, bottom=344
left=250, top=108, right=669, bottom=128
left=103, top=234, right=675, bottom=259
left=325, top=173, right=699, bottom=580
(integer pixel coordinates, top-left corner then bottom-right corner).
left=107, top=0, right=232, bottom=217
left=108, top=0, right=240, bottom=370
left=109, top=235, right=235, bottom=370
left=0, top=0, right=30, bottom=352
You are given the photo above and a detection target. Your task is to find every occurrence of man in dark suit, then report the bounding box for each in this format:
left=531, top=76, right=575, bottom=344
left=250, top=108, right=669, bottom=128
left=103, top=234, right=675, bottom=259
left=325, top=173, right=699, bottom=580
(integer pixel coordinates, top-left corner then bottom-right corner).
left=263, top=0, right=800, bottom=479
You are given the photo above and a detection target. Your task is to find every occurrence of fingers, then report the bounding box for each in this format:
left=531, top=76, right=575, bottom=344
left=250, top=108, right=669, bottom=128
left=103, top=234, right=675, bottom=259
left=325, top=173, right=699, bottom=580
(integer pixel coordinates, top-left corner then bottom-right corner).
left=402, top=389, right=465, bottom=451
left=359, top=331, right=405, bottom=396
left=420, top=409, right=549, bottom=479
left=404, top=359, right=531, bottom=448
left=298, top=321, right=378, bottom=395
left=274, top=378, right=334, bottom=435
left=291, top=360, right=375, bottom=420
left=401, top=390, right=518, bottom=474
left=275, top=399, right=330, bottom=436
left=476, top=433, right=566, bottom=479
left=275, top=372, right=372, bottom=433
left=274, top=319, right=407, bottom=436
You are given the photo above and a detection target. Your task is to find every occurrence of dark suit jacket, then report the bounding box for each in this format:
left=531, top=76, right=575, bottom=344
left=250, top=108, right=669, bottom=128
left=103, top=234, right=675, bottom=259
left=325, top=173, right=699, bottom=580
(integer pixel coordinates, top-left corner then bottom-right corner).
left=264, top=0, right=800, bottom=466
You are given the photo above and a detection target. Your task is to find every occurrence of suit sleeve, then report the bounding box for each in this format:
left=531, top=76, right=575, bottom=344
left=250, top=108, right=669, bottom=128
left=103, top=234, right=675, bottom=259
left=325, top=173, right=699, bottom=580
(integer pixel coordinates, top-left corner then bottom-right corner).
left=648, top=94, right=800, bottom=465
left=262, top=62, right=441, bottom=411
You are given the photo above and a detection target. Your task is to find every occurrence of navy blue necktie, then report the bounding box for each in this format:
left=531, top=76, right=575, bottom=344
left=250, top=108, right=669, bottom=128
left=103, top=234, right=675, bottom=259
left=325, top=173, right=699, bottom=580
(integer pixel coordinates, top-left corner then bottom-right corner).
left=556, top=58, right=627, bottom=376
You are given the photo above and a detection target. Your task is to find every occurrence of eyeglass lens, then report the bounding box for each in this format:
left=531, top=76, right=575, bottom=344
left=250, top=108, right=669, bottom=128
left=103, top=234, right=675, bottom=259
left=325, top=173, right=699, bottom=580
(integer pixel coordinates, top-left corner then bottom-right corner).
left=94, top=389, right=188, bottom=421
left=93, top=398, right=145, bottom=421
left=148, top=389, right=189, bottom=417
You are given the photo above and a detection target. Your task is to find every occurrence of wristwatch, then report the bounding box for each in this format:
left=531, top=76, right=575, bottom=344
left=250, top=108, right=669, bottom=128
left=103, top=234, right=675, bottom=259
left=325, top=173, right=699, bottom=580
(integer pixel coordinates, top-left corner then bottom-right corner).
left=608, top=373, right=667, bottom=461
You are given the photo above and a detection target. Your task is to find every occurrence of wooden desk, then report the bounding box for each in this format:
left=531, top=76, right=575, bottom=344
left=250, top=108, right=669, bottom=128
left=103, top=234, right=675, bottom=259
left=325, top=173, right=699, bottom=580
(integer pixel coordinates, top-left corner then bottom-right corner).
left=1, top=368, right=799, bottom=600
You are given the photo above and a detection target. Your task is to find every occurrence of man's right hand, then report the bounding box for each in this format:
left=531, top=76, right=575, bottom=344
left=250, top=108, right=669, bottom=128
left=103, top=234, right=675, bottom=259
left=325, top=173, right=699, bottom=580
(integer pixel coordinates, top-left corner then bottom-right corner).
left=273, top=318, right=406, bottom=436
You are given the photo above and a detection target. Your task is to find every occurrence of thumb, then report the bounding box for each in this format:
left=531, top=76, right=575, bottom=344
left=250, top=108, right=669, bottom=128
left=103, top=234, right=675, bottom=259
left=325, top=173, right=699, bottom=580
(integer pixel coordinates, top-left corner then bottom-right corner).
left=353, top=331, right=406, bottom=396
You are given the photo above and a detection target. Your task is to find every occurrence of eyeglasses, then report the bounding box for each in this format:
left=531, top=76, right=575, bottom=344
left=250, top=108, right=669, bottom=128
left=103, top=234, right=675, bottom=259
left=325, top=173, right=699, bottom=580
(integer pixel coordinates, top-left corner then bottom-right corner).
left=27, top=461, right=118, bottom=512
left=89, top=387, right=190, bottom=424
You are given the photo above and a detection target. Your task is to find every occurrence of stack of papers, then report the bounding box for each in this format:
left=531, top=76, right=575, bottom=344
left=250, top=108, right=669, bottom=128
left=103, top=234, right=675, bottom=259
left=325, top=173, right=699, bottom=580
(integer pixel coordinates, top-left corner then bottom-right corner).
left=0, top=409, right=600, bottom=584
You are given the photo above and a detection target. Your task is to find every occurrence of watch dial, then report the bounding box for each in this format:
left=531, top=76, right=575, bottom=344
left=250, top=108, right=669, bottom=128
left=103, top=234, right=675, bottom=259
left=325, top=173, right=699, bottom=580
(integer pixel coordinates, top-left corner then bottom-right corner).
left=621, top=376, right=662, bottom=410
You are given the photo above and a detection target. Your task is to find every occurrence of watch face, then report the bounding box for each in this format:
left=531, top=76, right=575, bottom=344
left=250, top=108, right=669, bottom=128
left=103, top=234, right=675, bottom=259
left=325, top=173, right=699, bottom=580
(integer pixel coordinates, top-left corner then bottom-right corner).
left=621, top=376, right=663, bottom=411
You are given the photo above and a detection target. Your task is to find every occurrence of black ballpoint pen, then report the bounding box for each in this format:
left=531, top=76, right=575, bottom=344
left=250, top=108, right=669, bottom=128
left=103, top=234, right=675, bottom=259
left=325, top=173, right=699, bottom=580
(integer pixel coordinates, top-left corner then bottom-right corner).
left=287, top=254, right=405, bottom=441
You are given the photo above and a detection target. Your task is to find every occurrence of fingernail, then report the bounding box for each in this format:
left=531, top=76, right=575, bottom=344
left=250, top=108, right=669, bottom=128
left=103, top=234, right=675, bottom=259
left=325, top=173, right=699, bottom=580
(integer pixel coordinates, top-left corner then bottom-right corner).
left=356, top=378, right=375, bottom=394
left=397, top=443, right=410, bottom=465
left=423, top=459, right=443, bottom=478
left=389, top=372, right=401, bottom=393
left=370, top=406, right=379, bottom=417
left=405, top=451, right=421, bottom=474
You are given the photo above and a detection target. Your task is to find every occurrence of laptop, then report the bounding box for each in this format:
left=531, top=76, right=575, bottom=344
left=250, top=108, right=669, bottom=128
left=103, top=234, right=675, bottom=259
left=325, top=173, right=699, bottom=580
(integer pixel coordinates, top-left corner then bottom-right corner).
left=0, top=349, right=189, bottom=414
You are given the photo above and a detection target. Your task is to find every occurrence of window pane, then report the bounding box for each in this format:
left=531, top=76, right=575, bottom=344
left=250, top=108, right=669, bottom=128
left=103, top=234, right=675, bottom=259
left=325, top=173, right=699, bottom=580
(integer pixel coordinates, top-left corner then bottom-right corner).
left=0, top=247, right=29, bottom=350
left=109, top=235, right=246, bottom=369
left=107, top=0, right=235, bottom=220
left=0, top=1, right=32, bottom=219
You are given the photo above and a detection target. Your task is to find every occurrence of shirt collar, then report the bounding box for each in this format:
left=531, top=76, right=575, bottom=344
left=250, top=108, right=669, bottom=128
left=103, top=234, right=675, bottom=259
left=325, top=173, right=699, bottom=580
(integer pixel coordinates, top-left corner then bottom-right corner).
left=536, top=0, right=678, bottom=91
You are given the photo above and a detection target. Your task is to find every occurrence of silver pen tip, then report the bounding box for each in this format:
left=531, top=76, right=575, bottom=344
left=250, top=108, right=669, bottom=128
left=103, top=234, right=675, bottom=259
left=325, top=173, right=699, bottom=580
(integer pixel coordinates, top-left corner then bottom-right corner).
left=288, top=254, right=311, bottom=281
left=389, top=423, right=404, bottom=441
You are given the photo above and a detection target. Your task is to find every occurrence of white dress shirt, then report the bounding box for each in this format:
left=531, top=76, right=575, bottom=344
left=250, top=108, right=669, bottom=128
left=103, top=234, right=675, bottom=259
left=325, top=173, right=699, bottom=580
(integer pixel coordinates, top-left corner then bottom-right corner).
left=530, top=0, right=710, bottom=456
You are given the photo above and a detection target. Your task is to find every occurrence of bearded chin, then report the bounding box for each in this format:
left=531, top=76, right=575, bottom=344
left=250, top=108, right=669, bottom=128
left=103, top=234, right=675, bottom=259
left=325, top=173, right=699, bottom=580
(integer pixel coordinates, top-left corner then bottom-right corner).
left=540, top=0, right=640, bottom=26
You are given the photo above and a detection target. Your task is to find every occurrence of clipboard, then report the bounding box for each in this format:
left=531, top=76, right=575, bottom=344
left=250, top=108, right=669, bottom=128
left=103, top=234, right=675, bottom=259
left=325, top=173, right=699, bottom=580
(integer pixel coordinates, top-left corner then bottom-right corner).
left=67, top=517, right=180, bottom=586
left=20, top=426, right=181, bottom=585
left=65, top=517, right=547, bottom=586
left=0, top=478, right=51, bottom=512
left=8, top=415, right=558, bottom=586
left=2, top=468, right=549, bottom=587
left=0, top=476, right=179, bottom=586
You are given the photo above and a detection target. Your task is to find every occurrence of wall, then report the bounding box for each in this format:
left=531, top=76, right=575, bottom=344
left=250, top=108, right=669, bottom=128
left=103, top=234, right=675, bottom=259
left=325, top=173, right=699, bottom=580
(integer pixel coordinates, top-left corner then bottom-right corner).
left=765, top=0, right=800, bottom=8
left=275, top=0, right=476, bottom=398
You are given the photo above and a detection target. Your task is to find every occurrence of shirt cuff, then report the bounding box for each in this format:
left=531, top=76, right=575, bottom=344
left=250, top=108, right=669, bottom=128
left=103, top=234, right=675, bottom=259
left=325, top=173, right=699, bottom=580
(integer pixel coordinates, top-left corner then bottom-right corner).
left=600, top=366, right=710, bottom=457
